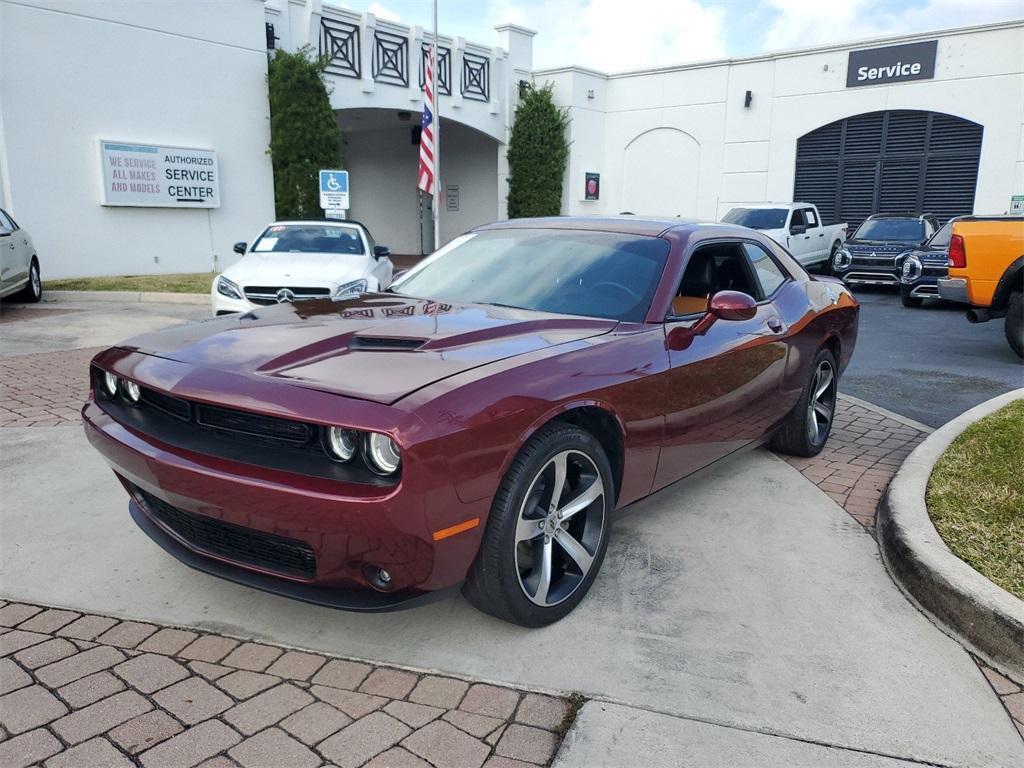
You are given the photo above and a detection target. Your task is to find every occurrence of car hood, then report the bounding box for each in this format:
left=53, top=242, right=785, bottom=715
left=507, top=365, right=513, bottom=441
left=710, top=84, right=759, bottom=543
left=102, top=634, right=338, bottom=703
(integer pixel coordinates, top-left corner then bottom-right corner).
left=223, top=252, right=373, bottom=287
left=119, top=294, right=617, bottom=405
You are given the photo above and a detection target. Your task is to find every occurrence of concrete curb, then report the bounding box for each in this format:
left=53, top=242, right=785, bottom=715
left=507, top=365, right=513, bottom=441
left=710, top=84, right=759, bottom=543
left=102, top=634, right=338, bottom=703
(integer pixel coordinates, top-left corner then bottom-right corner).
left=44, top=290, right=208, bottom=306
left=879, top=388, right=1024, bottom=685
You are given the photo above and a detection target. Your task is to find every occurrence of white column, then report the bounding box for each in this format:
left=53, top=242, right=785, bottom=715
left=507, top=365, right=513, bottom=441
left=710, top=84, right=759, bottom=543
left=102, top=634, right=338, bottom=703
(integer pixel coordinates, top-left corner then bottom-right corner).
left=360, top=13, right=376, bottom=93
left=408, top=25, right=424, bottom=104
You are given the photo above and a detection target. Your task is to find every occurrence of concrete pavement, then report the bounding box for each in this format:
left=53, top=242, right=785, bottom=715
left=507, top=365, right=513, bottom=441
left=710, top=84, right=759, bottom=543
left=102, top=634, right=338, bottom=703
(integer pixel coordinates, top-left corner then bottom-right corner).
left=3, top=425, right=1021, bottom=767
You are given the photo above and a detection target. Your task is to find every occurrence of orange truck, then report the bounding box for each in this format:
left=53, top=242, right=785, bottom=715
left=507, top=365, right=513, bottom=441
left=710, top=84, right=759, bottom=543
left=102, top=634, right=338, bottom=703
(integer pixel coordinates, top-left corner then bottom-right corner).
left=937, top=216, right=1024, bottom=358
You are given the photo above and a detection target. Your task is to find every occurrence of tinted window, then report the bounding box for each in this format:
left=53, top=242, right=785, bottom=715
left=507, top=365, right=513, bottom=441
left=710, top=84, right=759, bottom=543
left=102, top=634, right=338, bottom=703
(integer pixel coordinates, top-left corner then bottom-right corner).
left=853, top=218, right=925, bottom=243
left=790, top=209, right=806, bottom=228
left=391, top=229, right=669, bottom=323
left=252, top=224, right=365, bottom=255
left=722, top=208, right=788, bottom=230
left=743, top=243, right=787, bottom=297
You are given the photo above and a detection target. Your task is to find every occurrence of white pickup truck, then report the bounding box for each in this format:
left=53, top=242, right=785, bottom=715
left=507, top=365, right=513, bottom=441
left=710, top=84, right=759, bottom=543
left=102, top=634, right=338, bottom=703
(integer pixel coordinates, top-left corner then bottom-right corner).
left=721, top=202, right=847, bottom=269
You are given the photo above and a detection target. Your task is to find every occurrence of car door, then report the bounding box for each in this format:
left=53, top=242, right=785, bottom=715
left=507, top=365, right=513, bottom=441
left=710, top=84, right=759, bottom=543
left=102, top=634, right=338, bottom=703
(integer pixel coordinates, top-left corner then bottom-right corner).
left=786, top=208, right=813, bottom=263
left=0, top=209, right=22, bottom=295
left=654, top=239, right=791, bottom=490
left=802, top=207, right=826, bottom=261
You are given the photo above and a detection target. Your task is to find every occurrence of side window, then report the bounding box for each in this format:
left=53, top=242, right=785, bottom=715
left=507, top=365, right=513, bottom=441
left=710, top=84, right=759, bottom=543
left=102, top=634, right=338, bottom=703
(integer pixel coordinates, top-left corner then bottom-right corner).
left=670, top=242, right=759, bottom=317
left=743, top=242, right=787, bottom=298
left=803, top=208, right=818, bottom=227
left=790, top=209, right=806, bottom=229
left=0, top=210, right=14, bottom=231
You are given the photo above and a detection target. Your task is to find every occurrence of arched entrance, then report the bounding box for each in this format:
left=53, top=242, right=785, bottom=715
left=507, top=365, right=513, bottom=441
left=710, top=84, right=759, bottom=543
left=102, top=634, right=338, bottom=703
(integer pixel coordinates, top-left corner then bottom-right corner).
left=793, top=110, right=983, bottom=229
left=621, top=128, right=699, bottom=217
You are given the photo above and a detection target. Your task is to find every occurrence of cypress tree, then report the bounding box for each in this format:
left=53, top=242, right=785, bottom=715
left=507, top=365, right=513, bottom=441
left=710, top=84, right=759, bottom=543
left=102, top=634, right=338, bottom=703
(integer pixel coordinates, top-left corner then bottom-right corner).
left=267, top=46, right=342, bottom=218
left=506, top=84, right=570, bottom=218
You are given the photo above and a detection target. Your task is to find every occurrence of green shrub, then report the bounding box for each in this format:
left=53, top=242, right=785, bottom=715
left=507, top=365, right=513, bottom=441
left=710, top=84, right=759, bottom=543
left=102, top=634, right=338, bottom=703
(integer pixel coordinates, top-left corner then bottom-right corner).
left=506, top=84, right=570, bottom=218
left=267, top=46, right=342, bottom=219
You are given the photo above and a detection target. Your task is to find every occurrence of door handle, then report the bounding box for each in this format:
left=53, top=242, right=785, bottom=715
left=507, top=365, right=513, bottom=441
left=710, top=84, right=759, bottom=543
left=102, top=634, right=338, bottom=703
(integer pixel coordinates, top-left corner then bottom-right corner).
left=818, top=233, right=825, bottom=237
left=766, top=317, right=784, bottom=333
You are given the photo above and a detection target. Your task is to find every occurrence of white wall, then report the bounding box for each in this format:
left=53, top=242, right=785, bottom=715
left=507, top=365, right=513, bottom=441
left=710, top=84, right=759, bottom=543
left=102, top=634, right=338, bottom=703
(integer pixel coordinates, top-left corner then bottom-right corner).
left=538, top=21, right=1024, bottom=222
left=0, top=0, right=275, bottom=279
left=345, top=120, right=497, bottom=255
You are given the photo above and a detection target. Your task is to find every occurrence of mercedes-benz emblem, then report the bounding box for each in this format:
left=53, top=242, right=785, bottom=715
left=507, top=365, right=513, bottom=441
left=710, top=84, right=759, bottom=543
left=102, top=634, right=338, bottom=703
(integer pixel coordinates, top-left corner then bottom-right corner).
left=276, top=288, right=295, bottom=303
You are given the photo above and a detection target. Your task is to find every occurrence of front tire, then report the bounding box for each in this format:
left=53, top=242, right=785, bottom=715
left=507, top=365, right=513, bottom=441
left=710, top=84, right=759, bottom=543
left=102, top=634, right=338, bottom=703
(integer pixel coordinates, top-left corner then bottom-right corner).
left=900, top=285, right=923, bottom=308
left=463, top=422, right=613, bottom=627
left=16, top=258, right=41, bottom=303
left=770, top=348, right=839, bottom=458
left=1005, top=291, right=1023, bottom=359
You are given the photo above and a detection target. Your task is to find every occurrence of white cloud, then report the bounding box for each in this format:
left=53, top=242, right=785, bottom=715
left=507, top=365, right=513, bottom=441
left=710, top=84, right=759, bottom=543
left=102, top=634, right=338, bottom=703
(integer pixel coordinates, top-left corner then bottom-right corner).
left=367, top=2, right=402, bottom=22
left=490, top=0, right=728, bottom=71
left=762, top=0, right=1024, bottom=51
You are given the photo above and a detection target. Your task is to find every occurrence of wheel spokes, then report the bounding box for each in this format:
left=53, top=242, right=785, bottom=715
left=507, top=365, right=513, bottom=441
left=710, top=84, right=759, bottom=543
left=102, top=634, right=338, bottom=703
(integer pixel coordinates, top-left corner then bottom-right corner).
left=546, top=452, right=568, bottom=512
left=553, top=527, right=593, bottom=574
left=532, top=538, right=554, bottom=604
left=557, top=476, right=602, bottom=522
left=516, top=515, right=543, bottom=543
left=814, top=366, right=834, bottom=400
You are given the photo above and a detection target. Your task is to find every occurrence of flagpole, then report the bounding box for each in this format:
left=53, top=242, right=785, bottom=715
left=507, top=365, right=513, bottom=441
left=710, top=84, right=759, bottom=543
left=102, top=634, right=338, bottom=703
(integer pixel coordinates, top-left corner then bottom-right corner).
left=432, top=0, right=440, bottom=251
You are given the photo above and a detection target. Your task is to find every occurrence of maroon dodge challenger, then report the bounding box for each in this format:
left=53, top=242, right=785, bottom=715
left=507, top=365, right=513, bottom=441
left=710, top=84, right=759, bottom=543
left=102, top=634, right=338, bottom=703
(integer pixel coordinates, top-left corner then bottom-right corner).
left=83, top=217, right=858, bottom=627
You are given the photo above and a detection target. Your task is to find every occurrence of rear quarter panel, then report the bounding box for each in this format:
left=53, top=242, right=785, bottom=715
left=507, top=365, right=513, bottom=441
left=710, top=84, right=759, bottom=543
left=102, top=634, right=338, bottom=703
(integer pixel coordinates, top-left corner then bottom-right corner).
left=949, top=220, right=1024, bottom=307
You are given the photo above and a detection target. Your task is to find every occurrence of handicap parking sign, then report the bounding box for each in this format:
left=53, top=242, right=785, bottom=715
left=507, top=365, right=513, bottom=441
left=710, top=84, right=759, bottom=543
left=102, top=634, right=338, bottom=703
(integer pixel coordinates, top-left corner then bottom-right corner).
left=319, top=170, right=349, bottom=211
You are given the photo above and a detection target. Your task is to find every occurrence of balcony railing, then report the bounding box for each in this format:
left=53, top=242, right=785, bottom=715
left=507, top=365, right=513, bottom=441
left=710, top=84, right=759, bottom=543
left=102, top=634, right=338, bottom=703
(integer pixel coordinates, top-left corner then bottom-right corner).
left=319, top=8, right=493, bottom=105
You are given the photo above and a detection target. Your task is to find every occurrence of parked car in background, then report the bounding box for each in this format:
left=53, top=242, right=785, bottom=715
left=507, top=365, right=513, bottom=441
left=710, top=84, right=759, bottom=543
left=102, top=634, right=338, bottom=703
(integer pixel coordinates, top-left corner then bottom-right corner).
left=832, top=213, right=939, bottom=288
left=937, top=216, right=1024, bottom=358
left=721, top=203, right=847, bottom=270
left=84, top=217, right=858, bottom=627
left=897, top=216, right=963, bottom=307
left=0, top=208, right=41, bottom=303
left=212, top=220, right=393, bottom=315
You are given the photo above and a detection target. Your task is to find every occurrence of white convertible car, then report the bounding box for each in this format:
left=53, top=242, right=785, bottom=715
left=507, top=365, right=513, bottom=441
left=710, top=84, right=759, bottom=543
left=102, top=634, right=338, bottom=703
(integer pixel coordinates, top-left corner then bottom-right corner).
left=212, top=220, right=394, bottom=315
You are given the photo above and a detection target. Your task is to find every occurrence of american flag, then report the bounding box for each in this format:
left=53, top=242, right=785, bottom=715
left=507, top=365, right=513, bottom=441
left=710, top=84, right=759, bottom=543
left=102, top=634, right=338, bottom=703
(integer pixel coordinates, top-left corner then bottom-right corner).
left=418, top=44, right=437, bottom=196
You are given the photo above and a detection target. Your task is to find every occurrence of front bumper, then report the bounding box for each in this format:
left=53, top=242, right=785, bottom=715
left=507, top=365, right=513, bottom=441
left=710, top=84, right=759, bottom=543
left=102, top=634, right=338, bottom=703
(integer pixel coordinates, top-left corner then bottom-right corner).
left=82, top=394, right=485, bottom=610
left=834, top=266, right=900, bottom=287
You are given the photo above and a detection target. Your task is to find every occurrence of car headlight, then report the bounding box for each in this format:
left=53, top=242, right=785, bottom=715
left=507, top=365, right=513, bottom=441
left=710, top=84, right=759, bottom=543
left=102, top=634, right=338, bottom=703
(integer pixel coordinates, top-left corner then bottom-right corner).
left=901, top=255, right=922, bottom=283
left=216, top=276, right=243, bottom=300
left=365, top=432, right=401, bottom=475
left=101, top=371, right=120, bottom=398
left=833, top=248, right=852, bottom=269
left=333, top=279, right=368, bottom=300
left=123, top=380, right=141, bottom=404
left=323, top=426, right=359, bottom=462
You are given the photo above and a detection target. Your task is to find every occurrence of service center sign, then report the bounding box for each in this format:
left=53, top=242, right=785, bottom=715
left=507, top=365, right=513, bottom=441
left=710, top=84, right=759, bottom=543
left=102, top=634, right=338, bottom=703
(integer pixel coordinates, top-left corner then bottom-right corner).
left=100, top=141, right=220, bottom=208
left=847, top=40, right=937, bottom=88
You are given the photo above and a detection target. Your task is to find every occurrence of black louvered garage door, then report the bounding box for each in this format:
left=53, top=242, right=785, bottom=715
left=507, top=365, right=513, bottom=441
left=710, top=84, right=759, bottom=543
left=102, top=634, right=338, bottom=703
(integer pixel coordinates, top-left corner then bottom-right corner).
left=793, top=110, right=983, bottom=230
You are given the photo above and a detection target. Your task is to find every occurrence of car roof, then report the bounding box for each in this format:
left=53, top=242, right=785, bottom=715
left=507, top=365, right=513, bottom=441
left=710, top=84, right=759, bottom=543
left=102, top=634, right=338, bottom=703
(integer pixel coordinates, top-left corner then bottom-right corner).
left=270, top=220, right=368, bottom=229
left=725, top=202, right=811, bottom=209
left=476, top=216, right=730, bottom=237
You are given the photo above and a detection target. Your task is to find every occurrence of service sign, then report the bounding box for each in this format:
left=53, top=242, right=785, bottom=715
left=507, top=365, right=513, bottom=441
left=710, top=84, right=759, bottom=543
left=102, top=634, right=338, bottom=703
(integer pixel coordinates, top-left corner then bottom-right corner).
left=100, top=141, right=219, bottom=208
left=847, top=40, right=937, bottom=88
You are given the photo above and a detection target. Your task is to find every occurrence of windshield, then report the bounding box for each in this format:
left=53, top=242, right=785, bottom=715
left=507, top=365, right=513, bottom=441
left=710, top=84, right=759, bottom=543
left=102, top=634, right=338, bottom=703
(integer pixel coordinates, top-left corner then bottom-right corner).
left=722, top=208, right=788, bottom=230
left=927, top=219, right=956, bottom=248
left=390, top=229, right=669, bottom=323
left=853, top=218, right=924, bottom=243
left=252, top=224, right=365, bottom=255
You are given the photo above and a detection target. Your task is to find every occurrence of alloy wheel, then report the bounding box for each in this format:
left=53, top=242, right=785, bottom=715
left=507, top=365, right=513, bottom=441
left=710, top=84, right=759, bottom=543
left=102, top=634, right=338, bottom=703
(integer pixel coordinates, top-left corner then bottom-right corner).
left=806, top=359, right=836, bottom=446
left=514, top=449, right=606, bottom=607
left=30, top=264, right=40, bottom=298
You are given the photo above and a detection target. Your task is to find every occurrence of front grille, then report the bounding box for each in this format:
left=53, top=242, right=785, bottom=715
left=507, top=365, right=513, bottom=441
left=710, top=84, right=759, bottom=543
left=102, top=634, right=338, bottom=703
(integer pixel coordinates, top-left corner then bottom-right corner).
left=135, top=486, right=317, bottom=579
left=196, top=404, right=310, bottom=444
left=243, top=286, right=331, bottom=306
left=140, top=388, right=191, bottom=421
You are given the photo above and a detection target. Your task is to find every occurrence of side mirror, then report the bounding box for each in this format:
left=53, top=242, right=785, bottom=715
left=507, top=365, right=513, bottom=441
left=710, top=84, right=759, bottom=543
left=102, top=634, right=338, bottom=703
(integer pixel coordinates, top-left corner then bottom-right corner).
left=233, top=241, right=247, bottom=255
left=708, top=290, right=757, bottom=321
left=789, top=223, right=806, bottom=235
left=373, top=245, right=391, bottom=259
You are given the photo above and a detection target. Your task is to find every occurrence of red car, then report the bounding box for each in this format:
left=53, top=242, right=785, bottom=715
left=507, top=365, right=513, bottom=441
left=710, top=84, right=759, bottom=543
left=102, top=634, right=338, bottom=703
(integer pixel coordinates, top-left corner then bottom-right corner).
left=83, top=217, right=858, bottom=627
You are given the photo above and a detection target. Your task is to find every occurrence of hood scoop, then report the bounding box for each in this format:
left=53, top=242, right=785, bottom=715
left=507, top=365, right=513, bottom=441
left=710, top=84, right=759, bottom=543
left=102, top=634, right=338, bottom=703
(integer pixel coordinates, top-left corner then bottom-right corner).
left=349, top=336, right=425, bottom=352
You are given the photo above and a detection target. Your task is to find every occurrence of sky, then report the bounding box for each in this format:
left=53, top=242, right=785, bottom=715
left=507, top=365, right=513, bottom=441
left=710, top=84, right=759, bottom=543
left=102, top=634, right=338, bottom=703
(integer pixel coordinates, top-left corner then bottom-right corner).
left=332, top=0, right=1024, bottom=72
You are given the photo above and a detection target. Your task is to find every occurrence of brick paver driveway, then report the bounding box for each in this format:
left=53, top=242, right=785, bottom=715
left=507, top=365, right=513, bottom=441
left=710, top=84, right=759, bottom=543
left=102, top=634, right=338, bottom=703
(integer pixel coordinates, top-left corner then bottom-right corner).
left=0, top=601, right=572, bottom=768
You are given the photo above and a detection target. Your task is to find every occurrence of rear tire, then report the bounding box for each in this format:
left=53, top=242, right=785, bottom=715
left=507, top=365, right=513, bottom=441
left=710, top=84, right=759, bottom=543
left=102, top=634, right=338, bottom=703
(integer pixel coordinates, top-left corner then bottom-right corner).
left=463, top=422, right=613, bottom=627
left=15, top=258, right=41, bottom=303
left=900, top=286, right=923, bottom=308
left=770, top=347, right=839, bottom=458
left=1005, top=291, right=1023, bottom=359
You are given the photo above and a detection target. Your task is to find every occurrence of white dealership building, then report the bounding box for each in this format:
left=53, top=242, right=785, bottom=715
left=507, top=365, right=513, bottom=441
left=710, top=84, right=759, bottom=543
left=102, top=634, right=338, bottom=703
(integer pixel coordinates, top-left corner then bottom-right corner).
left=0, top=0, right=1021, bottom=277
